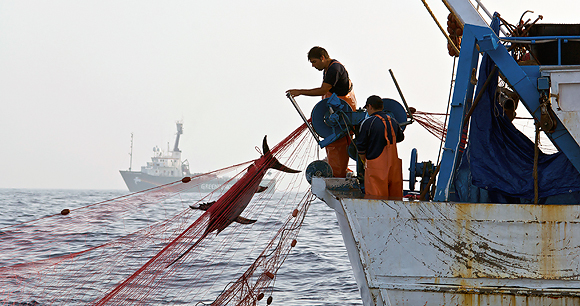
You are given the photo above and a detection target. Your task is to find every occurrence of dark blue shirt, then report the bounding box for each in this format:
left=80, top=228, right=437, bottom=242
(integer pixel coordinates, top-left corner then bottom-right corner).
left=356, top=111, right=404, bottom=160
left=323, top=60, right=351, bottom=96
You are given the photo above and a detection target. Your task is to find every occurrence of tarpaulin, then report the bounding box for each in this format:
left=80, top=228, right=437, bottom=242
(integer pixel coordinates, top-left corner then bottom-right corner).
left=453, top=14, right=580, bottom=203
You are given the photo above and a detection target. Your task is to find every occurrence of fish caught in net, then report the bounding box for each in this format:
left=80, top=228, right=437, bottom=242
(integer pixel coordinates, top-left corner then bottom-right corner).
left=1, top=123, right=317, bottom=306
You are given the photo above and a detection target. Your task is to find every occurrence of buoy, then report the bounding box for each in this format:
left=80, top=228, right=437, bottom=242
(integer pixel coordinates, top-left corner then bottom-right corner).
left=291, top=239, right=297, bottom=247
left=257, top=293, right=264, bottom=300
left=267, top=296, right=273, bottom=305
left=292, top=209, right=298, bottom=217
left=61, top=209, right=70, bottom=215
left=264, top=271, right=275, bottom=279
left=182, top=177, right=192, bottom=183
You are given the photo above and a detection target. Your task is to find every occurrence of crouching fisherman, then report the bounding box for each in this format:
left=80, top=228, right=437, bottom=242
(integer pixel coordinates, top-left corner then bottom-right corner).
left=357, top=95, right=404, bottom=198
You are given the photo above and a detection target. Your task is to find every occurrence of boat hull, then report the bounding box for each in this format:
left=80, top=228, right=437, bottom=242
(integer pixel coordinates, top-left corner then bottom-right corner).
left=120, top=170, right=274, bottom=193
left=312, top=178, right=580, bottom=306
left=120, top=170, right=229, bottom=192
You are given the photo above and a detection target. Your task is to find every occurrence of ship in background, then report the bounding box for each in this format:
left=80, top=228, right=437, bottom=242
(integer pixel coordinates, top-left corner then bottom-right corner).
left=120, top=122, right=274, bottom=193
left=120, top=122, right=197, bottom=192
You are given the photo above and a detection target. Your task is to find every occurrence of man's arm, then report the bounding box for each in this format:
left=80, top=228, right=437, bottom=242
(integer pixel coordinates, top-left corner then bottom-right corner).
left=356, top=118, right=371, bottom=164
left=390, top=117, right=405, bottom=143
left=286, top=82, right=332, bottom=97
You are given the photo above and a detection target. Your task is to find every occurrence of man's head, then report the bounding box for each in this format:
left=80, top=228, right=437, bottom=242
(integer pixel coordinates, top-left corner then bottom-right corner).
left=308, top=46, right=330, bottom=71
left=365, top=95, right=383, bottom=115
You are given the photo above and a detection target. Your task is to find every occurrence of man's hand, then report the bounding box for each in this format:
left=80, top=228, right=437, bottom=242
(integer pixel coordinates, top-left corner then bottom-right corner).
left=286, top=83, right=331, bottom=98
left=358, top=154, right=366, bottom=167
left=286, top=89, right=302, bottom=97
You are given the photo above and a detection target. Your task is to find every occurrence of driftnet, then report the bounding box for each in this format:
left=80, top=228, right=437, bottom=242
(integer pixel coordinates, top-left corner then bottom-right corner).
left=1, top=123, right=317, bottom=306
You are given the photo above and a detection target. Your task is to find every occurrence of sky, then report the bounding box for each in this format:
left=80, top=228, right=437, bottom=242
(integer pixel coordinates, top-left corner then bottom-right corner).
left=0, top=0, right=577, bottom=190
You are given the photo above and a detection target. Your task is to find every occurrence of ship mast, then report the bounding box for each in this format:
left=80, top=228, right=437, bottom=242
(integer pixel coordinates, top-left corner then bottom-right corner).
left=173, top=122, right=183, bottom=152
left=129, top=132, right=134, bottom=171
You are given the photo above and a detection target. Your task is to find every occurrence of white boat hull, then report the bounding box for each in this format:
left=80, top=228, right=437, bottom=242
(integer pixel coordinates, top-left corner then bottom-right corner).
left=120, top=170, right=275, bottom=193
left=312, top=178, right=580, bottom=306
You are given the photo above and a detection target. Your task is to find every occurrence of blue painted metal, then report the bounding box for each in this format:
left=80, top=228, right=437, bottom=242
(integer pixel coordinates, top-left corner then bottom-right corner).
left=537, top=77, right=550, bottom=90
left=382, top=98, right=408, bottom=130
left=479, top=34, right=499, bottom=51
left=501, top=34, right=580, bottom=66
left=408, top=148, right=434, bottom=198
left=502, top=35, right=580, bottom=41
left=310, top=95, right=407, bottom=148
left=311, top=95, right=356, bottom=148
left=434, top=28, right=480, bottom=201
left=409, top=148, right=418, bottom=191
left=434, top=23, right=580, bottom=202
left=558, top=39, right=562, bottom=65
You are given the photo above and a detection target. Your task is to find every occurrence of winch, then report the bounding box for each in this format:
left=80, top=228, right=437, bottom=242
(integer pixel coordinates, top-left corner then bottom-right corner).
left=408, top=148, right=435, bottom=199
left=310, top=94, right=409, bottom=148
left=286, top=69, right=415, bottom=185
left=288, top=93, right=410, bottom=184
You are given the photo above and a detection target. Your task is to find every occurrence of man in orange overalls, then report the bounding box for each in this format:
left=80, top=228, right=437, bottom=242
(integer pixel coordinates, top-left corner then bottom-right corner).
left=356, top=95, right=404, bottom=198
left=286, top=46, right=357, bottom=178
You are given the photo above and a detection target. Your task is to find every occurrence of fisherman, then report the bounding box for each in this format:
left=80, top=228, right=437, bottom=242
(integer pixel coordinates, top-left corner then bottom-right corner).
left=356, top=95, right=404, bottom=198
left=286, top=46, right=357, bottom=178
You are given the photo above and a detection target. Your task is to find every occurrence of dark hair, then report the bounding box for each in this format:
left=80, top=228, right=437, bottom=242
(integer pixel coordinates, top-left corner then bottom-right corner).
left=365, top=95, right=383, bottom=110
left=307, top=46, right=329, bottom=60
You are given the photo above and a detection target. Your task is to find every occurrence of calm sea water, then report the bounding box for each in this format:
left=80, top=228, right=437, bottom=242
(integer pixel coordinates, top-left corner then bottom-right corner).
left=0, top=188, right=362, bottom=305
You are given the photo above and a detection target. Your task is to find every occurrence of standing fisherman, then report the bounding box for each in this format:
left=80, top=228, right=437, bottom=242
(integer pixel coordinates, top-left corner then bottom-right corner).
left=286, top=46, right=357, bottom=178
left=357, top=95, right=404, bottom=198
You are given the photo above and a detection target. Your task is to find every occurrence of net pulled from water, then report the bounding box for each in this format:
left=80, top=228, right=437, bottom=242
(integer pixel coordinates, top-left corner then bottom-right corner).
left=412, top=110, right=448, bottom=142
left=1, top=123, right=317, bottom=306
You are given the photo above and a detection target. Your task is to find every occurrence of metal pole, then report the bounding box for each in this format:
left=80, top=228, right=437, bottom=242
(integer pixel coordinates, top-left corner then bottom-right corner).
left=421, top=0, right=460, bottom=56
left=129, top=133, right=133, bottom=171
left=286, top=93, right=320, bottom=142
left=388, top=69, right=414, bottom=124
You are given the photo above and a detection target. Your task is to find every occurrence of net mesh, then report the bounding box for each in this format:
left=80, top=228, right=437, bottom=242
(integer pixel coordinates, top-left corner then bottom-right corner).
left=1, top=123, right=316, bottom=306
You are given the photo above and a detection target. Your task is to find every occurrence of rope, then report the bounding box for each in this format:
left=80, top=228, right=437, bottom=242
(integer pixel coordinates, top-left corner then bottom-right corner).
left=534, top=123, right=540, bottom=204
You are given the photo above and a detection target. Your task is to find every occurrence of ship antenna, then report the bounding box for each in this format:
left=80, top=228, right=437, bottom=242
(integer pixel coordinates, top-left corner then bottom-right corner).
left=129, top=132, right=134, bottom=171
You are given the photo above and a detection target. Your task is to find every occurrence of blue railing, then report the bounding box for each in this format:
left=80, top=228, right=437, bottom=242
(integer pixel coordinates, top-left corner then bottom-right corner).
left=500, top=35, right=580, bottom=65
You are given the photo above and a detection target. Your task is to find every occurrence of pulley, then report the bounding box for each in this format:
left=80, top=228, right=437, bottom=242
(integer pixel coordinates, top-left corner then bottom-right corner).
left=311, top=94, right=357, bottom=148
left=305, top=160, right=333, bottom=184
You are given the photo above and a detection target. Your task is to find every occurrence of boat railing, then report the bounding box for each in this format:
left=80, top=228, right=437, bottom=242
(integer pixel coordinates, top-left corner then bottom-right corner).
left=500, top=35, right=580, bottom=66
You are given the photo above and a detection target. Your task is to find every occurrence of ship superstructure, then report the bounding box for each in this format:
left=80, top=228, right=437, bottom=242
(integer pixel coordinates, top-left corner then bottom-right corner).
left=120, top=122, right=195, bottom=192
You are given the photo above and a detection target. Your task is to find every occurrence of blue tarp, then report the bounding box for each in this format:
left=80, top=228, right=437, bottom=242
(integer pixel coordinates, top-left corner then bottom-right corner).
left=453, top=14, right=580, bottom=204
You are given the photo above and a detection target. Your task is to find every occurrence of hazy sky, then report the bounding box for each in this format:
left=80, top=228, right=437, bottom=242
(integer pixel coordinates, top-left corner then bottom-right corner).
left=1, top=0, right=577, bottom=190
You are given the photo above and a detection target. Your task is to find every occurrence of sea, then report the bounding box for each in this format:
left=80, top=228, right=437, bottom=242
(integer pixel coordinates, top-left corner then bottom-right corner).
left=0, top=188, right=362, bottom=306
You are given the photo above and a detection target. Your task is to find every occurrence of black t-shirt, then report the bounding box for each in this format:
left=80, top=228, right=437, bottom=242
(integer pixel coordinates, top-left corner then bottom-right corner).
left=323, top=59, right=351, bottom=96
left=356, top=112, right=404, bottom=160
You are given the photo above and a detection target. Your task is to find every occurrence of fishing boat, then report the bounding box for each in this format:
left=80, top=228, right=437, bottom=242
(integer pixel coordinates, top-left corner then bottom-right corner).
left=120, top=122, right=274, bottom=193
left=304, top=0, right=580, bottom=305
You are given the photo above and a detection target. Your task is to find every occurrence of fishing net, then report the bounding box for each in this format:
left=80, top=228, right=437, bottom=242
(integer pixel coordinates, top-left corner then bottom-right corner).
left=1, top=123, right=317, bottom=306
left=412, top=110, right=448, bottom=142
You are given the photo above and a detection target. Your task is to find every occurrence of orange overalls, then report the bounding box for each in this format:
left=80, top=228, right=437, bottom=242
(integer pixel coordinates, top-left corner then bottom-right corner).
left=364, top=115, right=403, bottom=198
left=322, top=90, right=357, bottom=178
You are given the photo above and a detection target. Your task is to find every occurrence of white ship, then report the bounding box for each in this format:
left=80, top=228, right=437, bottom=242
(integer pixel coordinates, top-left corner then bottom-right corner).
left=120, top=122, right=274, bottom=193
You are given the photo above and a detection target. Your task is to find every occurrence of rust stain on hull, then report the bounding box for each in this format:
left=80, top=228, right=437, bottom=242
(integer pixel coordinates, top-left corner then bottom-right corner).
left=336, top=198, right=580, bottom=305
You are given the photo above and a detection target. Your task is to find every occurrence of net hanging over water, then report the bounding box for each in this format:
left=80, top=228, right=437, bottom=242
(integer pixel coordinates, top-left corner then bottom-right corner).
left=1, top=123, right=317, bottom=306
